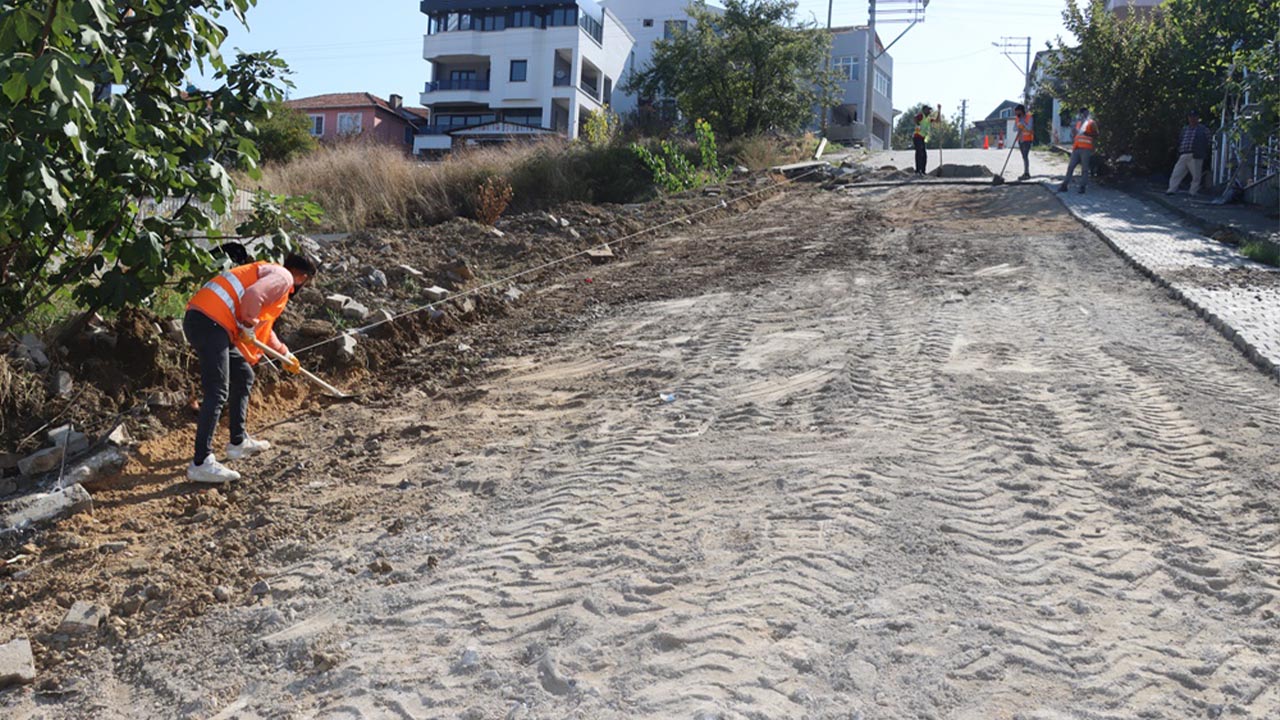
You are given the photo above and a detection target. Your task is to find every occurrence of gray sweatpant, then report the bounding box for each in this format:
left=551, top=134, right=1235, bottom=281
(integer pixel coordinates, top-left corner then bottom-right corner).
left=1062, top=148, right=1092, bottom=190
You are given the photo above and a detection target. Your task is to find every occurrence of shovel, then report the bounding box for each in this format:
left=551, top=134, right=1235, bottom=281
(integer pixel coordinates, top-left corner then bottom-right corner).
left=250, top=338, right=353, bottom=400
left=992, top=143, right=1018, bottom=186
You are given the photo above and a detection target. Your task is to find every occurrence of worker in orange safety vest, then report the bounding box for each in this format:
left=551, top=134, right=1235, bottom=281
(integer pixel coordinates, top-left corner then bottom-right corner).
left=1013, top=104, right=1034, bottom=180
left=1059, top=107, right=1098, bottom=194
left=182, top=253, right=318, bottom=483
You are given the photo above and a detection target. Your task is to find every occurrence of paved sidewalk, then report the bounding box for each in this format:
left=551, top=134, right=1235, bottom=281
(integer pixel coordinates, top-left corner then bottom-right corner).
left=1048, top=182, right=1280, bottom=380
left=1126, top=179, right=1280, bottom=249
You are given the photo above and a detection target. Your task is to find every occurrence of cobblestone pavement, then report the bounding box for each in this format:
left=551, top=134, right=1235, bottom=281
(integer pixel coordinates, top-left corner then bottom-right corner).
left=1048, top=182, right=1280, bottom=380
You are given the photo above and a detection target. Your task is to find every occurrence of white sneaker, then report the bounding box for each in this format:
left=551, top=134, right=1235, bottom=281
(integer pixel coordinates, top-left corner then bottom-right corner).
left=226, top=436, right=271, bottom=460
left=187, top=456, right=241, bottom=484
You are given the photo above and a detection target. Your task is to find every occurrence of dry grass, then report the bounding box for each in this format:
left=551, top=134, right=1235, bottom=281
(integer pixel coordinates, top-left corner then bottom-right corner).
left=724, top=133, right=818, bottom=171
left=250, top=139, right=620, bottom=232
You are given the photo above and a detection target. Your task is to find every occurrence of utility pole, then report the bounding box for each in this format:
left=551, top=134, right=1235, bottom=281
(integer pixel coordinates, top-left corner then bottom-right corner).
left=959, top=99, right=968, bottom=149
left=993, top=36, right=1032, bottom=104
left=862, top=0, right=928, bottom=149
left=821, top=0, right=833, bottom=134
left=863, top=0, right=875, bottom=148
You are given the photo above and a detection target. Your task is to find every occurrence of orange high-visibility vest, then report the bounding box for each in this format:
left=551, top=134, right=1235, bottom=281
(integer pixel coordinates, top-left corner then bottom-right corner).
left=1073, top=118, right=1096, bottom=150
left=1016, top=113, right=1034, bottom=142
left=186, top=261, right=289, bottom=365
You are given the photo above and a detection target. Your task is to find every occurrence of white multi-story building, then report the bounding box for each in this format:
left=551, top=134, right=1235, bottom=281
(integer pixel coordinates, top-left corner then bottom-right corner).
left=416, top=0, right=634, bottom=154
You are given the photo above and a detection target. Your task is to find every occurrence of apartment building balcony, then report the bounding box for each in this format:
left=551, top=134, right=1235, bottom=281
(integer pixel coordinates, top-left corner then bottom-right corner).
left=424, top=78, right=490, bottom=92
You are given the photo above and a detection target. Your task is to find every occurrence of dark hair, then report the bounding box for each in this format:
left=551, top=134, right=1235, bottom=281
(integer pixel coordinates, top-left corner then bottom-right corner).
left=1015, top=104, right=1026, bottom=113
left=284, top=252, right=319, bottom=276
left=921, top=105, right=932, bottom=114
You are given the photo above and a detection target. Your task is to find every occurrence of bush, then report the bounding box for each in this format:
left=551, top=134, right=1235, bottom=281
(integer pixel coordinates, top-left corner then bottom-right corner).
left=472, top=176, right=513, bottom=226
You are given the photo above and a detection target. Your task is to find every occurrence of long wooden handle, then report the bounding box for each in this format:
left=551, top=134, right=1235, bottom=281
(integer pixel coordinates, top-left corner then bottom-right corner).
left=250, top=338, right=348, bottom=398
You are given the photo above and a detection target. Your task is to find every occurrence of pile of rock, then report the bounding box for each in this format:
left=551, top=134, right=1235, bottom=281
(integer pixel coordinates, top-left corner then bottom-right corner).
left=1, top=422, right=133, bottom=533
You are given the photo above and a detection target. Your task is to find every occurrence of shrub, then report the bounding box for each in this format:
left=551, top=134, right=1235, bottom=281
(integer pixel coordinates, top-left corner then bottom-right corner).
left=630, top=119, right=728, bottom=193
left=473, top=176, right=514, bottom=225
left=582, top=106, right=621, bottom=147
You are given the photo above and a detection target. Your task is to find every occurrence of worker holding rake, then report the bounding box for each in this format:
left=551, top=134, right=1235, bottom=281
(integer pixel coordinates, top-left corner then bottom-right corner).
left=182, top=253, right=318, bottom=484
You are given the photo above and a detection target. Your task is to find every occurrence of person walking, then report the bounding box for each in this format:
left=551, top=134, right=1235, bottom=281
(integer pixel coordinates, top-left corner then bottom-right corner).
left=913, top=104, right=941, bottom=175
left=1014, top=104, right=1034, bottom=180
left=1166, top=109, right=1211, bottom=195
left=182, top=253, right=317, bottom=483
left=1059, top=107, right=1097, bottom=194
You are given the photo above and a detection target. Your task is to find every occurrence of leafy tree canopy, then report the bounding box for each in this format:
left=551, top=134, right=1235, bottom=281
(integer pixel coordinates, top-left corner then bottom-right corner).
left=625, top=0, right=840, bottom=138
left=891, top=103, right=969, bottom=150
left=0, top=0, right=313, bottom=331
left=1047, top=0, right=1279, bottom=171
left=253, top=100, right=318, bottom=165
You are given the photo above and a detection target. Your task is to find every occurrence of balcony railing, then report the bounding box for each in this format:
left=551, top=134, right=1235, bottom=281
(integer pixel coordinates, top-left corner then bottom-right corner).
left=552, top=76, right=571, bottom=87
left=424, top=78, right=490, bottom=93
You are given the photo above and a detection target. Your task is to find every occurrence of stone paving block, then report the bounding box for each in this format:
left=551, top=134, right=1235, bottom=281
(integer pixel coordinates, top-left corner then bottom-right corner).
left=0, top=637, right=36, bottom=687
left=1, top=484, right=93, bottom=531
left=60, top=600, right=108, bottom=635
left=1050, top=183, right=1280, bottom=381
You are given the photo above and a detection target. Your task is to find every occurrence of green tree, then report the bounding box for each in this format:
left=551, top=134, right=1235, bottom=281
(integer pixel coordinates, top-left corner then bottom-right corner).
left=891, top=103, right=966, bottom=149
left=625, top=0, right=840, bottom=138
left=1048, top=0, right=1279, bottom=172
left=0, top=1, right=312, bottom=332
left=253, top=100, right=318, bottom=164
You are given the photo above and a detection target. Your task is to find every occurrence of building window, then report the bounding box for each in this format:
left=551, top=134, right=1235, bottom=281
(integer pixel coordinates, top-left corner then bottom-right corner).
left=510, top=60, right=527, bottom=82
left=663, top=20, right=687, bottom=39
left=548, top=7, right=577, bottom=26
left=833, top=55, right=858, bottom=82
left=337, top=112, right=362, bottom=135
left=643, top=18, right=653, bottom=27
left=504, top=109, right=543, bottom=127
left=308, top=115, right=324, bottom=137
left=874, top=69, right=889, bottom=97
left=1000, top=108, right=1012, bottom=118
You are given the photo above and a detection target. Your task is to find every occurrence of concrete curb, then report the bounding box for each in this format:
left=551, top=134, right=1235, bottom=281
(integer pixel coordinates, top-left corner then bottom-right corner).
left=1043, top=184, right=1280, bottom=384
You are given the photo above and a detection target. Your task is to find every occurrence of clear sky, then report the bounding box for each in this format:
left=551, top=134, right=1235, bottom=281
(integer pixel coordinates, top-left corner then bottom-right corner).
left=195, top=0, right=1078, bottom=128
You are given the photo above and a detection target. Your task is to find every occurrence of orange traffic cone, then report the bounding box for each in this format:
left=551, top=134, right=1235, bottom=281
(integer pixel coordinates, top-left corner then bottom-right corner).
left=983, top=136, right=989, bottom=149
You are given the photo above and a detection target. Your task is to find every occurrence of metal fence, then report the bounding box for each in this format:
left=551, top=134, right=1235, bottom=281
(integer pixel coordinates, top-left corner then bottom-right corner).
left=1214, top=131, right=1279, bottom=188
left=135, top=190, right=257, bottom=243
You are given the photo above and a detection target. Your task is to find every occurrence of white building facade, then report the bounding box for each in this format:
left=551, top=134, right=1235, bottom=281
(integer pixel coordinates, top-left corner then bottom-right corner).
left=824, top=26, right=894, bottom=149
left=416, top=0, right=634, bottom=153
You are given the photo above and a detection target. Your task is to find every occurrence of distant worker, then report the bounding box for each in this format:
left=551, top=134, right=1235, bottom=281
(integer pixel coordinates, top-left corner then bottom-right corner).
left=913, top=104, right=941, bottom=175
left=1014, top=104, right=1034, bottom=180
left=1059, top=107, right=1097, bottom=194
left=1166, top=109, right=1211, bottom=196
left=183, top=253, right=318, bottom=484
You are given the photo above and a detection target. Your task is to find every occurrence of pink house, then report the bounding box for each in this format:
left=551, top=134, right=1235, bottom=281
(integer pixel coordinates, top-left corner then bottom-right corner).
left=285, top=92, right=429, bottom=150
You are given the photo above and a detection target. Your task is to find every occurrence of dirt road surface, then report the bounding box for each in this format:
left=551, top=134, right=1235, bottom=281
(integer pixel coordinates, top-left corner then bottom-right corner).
left=6, top=183, right=1279, bottom=719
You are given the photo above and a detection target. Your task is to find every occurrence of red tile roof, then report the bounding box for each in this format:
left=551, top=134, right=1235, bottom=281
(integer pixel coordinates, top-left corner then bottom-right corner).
left=286, top=92, right=398, bottom=113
